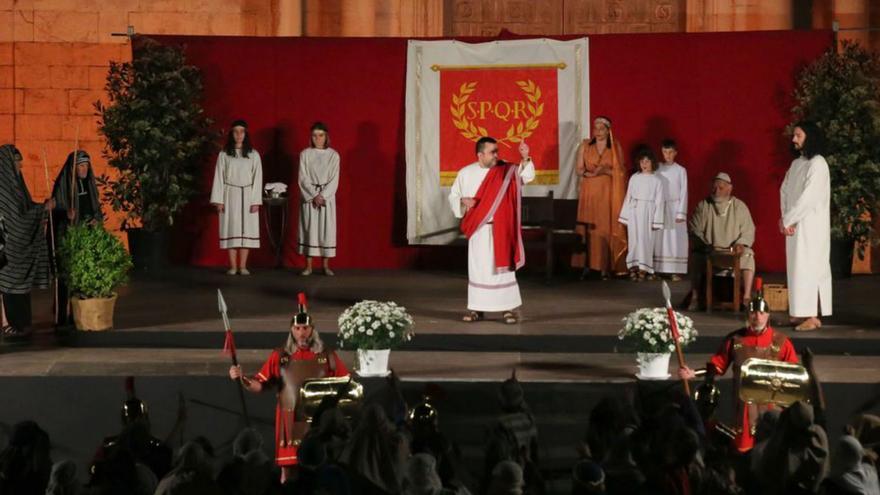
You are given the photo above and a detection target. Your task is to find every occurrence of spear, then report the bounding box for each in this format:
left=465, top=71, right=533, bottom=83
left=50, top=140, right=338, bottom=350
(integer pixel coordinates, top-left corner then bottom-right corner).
left=662, top=280, right=690, bottom=396
left=218, top=289, right=250, bottom=426
left=41, top=148, right=59, bottom=325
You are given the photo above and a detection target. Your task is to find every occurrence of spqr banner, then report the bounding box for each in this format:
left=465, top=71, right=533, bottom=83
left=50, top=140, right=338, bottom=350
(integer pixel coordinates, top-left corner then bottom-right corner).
left=405, top=38, right=589, bottom=245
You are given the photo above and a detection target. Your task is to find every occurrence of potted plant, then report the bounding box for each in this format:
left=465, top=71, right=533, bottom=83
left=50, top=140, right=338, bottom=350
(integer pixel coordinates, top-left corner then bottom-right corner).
left=58, top=224, right=133, bottom=331
left=337, top=300, right=415, bottom=377
left=95, top=36, right=216, bottom=272
left=618, top=308, right=696, bottom=379
left=791, top=41, right=880, bottom=277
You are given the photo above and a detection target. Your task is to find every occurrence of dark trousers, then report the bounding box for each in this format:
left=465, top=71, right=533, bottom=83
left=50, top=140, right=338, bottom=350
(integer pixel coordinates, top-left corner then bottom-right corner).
left=1, top=292, right=32, bottom=331
left=55, top=279, right=73, bottom=327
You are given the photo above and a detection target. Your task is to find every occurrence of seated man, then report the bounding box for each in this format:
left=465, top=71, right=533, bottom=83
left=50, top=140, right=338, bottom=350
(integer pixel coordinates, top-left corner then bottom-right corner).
left=685, top=172, right=756, bottom=310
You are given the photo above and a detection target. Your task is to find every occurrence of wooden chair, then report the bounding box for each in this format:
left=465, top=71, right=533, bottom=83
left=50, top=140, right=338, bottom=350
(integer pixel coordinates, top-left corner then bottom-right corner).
left=705, top=249, right=743, bottom=313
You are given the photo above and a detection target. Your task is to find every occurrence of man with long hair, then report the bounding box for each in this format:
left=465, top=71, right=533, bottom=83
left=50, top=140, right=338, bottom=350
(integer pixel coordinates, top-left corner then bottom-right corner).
left=210, top=119, right=263, bottom=275
left=229, top=293, right=349, bottom=483
left=448, top=137, right=534, bottom=325
left=780, top=121, right=832, bottom=332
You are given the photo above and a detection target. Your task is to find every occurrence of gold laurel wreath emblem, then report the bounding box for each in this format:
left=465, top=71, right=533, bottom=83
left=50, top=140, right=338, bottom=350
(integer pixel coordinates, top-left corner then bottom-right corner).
left=449, top=80, right=543, bottom=147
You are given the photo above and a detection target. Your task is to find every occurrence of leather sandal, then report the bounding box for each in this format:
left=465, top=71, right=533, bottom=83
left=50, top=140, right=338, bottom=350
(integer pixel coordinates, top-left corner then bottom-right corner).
left=502, top=311, right=518, bottom=324
left=794, top=318, right=821, bottom=332
left=2, top=325, right=31, bottom=342
left=462, top=311, right=483, bottom=323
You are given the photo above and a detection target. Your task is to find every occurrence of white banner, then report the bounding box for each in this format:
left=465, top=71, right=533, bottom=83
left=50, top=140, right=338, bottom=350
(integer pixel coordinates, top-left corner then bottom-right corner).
left=405, top=38, right=589, bottom=245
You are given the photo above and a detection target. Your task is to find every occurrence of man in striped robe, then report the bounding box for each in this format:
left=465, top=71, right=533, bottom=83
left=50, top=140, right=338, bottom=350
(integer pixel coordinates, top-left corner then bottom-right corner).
left=0, top=145, right=52, bottom=340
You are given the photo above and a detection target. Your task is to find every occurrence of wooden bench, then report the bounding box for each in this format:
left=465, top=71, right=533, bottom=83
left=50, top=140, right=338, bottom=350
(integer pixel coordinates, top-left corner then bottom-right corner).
left=521, top=191, right=584, bottom=282
left=450, top=192, right=584, bottom=282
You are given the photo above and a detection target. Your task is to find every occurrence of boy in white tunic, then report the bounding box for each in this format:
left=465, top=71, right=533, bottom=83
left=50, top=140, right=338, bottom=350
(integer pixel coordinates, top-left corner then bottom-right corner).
left=618, top=147, right=664, bottom=280
left=297, top=122, right=340, bottom=276
left=780, top=121, right=832, bottom=332
left=448, top=137, right=534, bottom=324
left=210, top=120, right=263, bottom=275
left=653, top=139, right=689, bottom=278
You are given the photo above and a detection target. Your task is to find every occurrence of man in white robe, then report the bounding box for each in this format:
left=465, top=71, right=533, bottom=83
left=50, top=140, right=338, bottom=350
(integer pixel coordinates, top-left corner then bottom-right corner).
left=448, top=138, right=534, bottom=324
left=653, top=139, right=689, bottom=277
left=210, top=120, right=263, bottom=275
left=780, top=122, right=832, bottom=331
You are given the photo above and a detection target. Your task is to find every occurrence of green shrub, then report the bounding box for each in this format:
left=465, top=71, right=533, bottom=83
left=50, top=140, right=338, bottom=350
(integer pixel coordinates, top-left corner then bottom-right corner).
left=96, top=36, right=216, bottom=231
left=792, top=40, right=880, bottom=255
left=59, top=224, right=133, bottom=299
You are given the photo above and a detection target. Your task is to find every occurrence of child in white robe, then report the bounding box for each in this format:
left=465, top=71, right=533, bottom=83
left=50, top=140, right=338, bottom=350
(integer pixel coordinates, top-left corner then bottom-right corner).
left=653, top=139, right=689, bottom=278
left=618, top=147, right=665, bottom=280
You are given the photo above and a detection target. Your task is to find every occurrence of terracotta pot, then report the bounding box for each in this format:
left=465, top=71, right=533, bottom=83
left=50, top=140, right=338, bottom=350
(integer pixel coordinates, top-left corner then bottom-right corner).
left=71, top=293, right=118, bottom=331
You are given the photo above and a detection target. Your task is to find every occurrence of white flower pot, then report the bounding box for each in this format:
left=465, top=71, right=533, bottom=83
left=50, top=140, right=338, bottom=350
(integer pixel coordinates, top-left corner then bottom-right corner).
left=356, top=349, right=391, bottom=377
left=636, top=352, right=671, bottom=380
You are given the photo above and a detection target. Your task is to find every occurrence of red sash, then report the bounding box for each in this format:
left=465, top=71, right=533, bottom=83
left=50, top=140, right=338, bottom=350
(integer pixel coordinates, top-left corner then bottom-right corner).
left=460, top=162, right=524, bottom=272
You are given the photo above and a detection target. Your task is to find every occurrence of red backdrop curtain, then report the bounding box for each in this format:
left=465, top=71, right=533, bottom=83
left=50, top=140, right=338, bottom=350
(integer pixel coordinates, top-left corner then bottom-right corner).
left=155, top=30, right=832, bottom=272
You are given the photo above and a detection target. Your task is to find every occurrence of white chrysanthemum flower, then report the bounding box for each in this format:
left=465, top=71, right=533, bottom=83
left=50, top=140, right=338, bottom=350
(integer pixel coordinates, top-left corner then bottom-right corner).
left=389, top=331, right=395, bottom=338
left=366, top=329, right=373, bottom=336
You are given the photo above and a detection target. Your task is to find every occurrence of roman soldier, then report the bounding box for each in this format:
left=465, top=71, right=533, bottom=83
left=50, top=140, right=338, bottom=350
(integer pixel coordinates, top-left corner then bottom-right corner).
left=679, top=278, right=799, bottom=451
left=229, top=292, right=348, bottom=482
left=90, top=377, right=173, bottom=482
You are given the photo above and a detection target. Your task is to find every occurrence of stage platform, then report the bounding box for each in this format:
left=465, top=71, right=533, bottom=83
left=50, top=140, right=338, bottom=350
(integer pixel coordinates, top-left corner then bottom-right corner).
left=2, top=267, right=879, bottom=489
left=3, top=267, right=880, bottom=380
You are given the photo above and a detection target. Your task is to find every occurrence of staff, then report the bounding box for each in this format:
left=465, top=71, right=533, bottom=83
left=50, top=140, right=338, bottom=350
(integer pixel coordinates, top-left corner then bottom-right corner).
left=662, top=280, right=690, bottom=395
left=69, top=126, right=80, bottom=225
left=41, top=148, right=59, bottom=325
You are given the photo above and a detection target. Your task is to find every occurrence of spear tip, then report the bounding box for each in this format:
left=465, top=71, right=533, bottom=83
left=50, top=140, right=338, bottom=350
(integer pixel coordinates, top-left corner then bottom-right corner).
left=661, top=280, right=672, bottom=306
left=217, top=289, right=227, bottom=313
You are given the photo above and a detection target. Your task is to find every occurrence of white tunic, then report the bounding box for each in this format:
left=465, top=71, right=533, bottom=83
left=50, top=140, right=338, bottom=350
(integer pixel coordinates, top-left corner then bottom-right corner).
left=618, top=173, right=664, bottom=273
left=297, top=147, right=340, bottom=258
left=780, top=154, right=832, bottom=317
left=653, top=163, right=689, bottom=274
left=448, top=161, right=535, bottom=312
left=210, top=150, right=263, bottom=249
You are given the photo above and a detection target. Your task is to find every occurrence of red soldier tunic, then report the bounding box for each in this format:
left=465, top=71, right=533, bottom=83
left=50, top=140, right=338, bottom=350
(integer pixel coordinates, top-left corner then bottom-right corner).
left=254, top=347, right=349, bottom=465
left=707, top=325, right=798, bottom=451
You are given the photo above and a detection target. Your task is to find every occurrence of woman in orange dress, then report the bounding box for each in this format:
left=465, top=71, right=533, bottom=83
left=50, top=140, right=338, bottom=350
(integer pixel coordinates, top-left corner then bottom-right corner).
left=572, top=116, right=628, bottom=278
